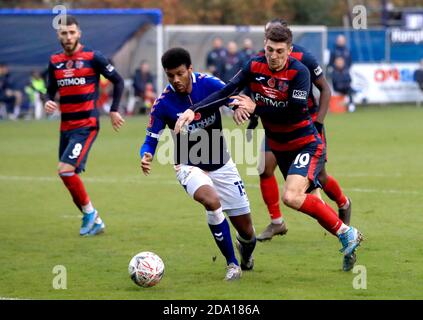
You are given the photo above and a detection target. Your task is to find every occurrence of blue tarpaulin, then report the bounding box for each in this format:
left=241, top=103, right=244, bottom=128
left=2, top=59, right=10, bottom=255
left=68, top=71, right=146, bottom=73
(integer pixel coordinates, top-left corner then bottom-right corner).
left=0, top=8, right=162, bottom=88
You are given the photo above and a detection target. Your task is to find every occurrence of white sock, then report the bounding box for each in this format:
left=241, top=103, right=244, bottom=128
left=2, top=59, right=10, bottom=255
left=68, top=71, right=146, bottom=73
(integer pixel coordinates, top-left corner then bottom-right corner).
left=271, top=217, right=284, bottom=225
left=82, top=202, right=95, bottom=214
left=206, top=207, right=225, bottom=225
left=340, top=198, right=350, bottom=210
left=336, top=223, right=350, bottom=235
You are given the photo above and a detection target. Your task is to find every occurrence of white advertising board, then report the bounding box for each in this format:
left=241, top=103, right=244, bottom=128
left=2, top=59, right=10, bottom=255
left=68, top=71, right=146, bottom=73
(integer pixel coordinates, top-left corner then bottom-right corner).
left=350, top=63, right=422, bottom=104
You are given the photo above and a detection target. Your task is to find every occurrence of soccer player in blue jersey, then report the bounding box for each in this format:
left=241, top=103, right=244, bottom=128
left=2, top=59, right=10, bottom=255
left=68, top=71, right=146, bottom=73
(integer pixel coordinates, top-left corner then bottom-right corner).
left=140, top=48, right=256, bottom=281
left=44, top=16, right=125, bottom=236
left=175, top=25, right=363, bottom=268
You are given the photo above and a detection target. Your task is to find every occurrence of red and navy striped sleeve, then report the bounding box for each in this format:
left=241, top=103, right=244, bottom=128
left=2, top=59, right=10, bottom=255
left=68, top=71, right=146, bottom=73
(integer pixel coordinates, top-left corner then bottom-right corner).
left=47, top=60, right=58, bottom=101
left=288, top=63, right=310, bottom=108
left=189, top=64, right=250, bottom=112
left=290, top=45, right=323, bottom=119
left=92, top=51, right=124, bottom=112
left=291, top=45, right=323, bottom=83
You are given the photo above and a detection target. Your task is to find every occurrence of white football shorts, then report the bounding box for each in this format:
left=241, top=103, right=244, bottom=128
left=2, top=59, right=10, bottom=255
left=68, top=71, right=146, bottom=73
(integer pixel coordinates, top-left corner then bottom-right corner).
left=174, top=158, right=250, bottom=216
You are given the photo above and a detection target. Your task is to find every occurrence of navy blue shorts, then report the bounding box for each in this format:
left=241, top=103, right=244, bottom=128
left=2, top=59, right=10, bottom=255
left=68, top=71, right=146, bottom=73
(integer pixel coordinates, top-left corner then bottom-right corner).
left=59, top=127, right=99, bottom=174
left=318, top=124, right=328, bottom=162
left=273, top=141, right=326, bottom=190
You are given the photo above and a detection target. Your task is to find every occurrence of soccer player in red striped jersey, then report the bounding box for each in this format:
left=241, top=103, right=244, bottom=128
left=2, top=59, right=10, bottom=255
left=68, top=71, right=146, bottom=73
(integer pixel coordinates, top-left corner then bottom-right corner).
left=44, top=15, right=125, bottom=236
left=175, top=25, right=363, bottom=269
left=250, top=19, right=352, bottom=258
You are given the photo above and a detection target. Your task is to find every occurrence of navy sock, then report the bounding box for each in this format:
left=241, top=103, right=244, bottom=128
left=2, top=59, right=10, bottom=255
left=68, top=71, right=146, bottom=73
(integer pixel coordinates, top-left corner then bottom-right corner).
left=237, top=234, right=256, bottom=261
left=209, top=218, right=238, bottom=266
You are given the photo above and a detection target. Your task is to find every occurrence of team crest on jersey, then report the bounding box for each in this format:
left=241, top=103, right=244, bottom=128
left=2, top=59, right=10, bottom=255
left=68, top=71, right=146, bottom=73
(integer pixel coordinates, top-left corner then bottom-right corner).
left=66, top=60, right=74, bottom=69
left=278, top=80, right=289, bottom=92
left=267, top=77, right=276, bottom=88
left=194, top=112, right=201, bottom=121
left=75, top=60, right=84, bottom=69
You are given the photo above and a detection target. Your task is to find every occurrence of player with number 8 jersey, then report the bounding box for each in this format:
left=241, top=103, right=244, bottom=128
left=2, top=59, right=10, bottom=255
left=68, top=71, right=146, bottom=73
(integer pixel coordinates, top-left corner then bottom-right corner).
left=45, top=15, right=125, bottom=236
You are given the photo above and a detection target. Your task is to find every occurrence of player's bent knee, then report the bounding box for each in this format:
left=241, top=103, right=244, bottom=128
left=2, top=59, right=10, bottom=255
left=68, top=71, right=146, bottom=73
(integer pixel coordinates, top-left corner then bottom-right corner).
left=200, top=197, right=220, bottom=210
left=282, top=190, right=299, bottom=209
left=58, top=162, right=76, bottom=174
left=193, top=187, right=220, bottom=211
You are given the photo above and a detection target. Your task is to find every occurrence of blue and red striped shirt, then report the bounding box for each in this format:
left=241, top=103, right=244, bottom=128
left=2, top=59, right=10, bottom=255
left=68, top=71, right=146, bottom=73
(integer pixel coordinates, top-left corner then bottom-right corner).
left=190, top=55, right=321, bottom=152
left=259, top=44, right=324, bottom=121
left=47, top=46, right=122, bottom=131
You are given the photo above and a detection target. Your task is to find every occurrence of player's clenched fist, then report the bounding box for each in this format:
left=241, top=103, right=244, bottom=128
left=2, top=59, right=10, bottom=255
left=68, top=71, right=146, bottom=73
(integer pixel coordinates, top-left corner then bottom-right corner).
left=141, top=152, right=153, bottom=175
left=44, top=100, right=58, bottom=114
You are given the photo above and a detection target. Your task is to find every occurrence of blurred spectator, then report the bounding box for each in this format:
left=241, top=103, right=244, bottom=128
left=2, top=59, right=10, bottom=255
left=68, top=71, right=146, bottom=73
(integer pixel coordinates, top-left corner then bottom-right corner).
left=332, top=56, right=355, bottom=112
left=24, top=70, right=47, bottom=119
left=221, top=41, right=243, bottom=84
left=142, top=82, right=156, bottom=115
left=414, top=58, right=423, bottom=91
left=328, top=35, right=352, bottom=75
left=0, top=63, right=23, bottom=120
left=239, top=38, right=256, bottom=66
left=206, top=36, right=227, bottom=79
left=132, top=61, right=156, bottom=115
left=415, top=58, right=423, bottom=106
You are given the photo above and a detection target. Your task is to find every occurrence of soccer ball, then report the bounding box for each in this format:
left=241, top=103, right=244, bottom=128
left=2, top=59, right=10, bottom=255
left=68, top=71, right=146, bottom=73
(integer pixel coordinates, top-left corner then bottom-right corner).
left=128, top=251, right=165, bottom=287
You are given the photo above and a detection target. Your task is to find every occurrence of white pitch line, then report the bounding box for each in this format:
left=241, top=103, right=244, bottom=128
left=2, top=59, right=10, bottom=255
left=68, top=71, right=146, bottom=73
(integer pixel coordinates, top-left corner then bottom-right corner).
left=333, top=172, right=404, bottom=178
left=342, top=187, right=421, bottom=195
left=0, top=175, right=420, bottom=195
left=0, top=175, right=177, bottom=185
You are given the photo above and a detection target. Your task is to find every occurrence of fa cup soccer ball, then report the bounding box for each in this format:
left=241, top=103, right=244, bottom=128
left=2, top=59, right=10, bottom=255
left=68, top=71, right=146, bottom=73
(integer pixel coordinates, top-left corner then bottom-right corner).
left=128, top=251, right=165, bottom=287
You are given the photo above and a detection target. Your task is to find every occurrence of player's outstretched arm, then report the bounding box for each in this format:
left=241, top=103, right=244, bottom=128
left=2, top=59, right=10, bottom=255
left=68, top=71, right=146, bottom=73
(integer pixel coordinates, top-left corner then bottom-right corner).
left=229, top=94, right=256, bottom=113
left=233, top=108, right=251, bottom=126
left=174, top=109, right=195, bottom=134
left=110, top=111, right=125, bottom=132
left=141, top=152, right=153, bottom=175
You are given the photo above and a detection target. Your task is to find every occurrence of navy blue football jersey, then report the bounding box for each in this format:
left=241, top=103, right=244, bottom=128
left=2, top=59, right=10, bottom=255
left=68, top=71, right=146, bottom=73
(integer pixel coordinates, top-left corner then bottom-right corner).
left=140, top=72, right=231, bottom=171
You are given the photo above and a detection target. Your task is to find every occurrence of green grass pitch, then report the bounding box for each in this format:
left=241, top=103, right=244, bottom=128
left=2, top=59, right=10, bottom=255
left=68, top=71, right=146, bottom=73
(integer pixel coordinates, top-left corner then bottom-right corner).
left=1, top=105, right=423, bottom=299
